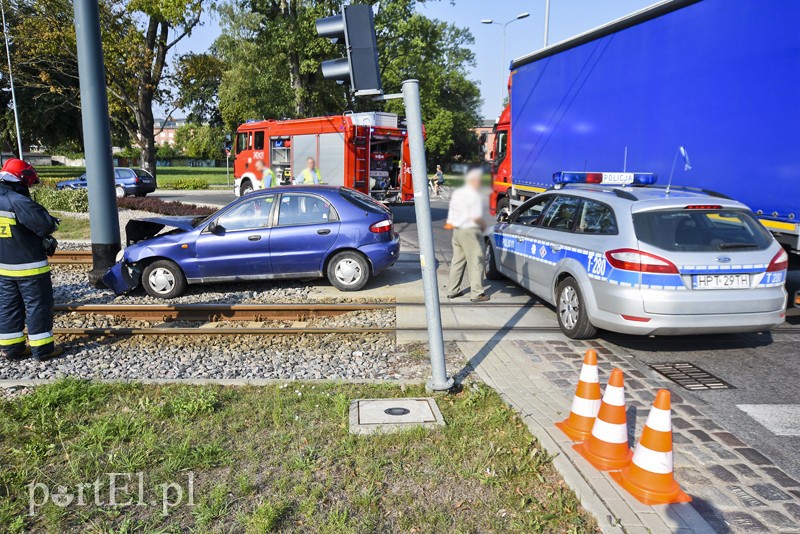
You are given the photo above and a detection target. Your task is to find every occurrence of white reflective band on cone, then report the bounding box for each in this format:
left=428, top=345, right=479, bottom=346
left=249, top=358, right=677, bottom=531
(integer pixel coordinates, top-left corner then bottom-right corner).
left=645, top=407, right=672, bottom=432
left=591, top=419, right=628, bottom=444
left=579, top=364, right=599, bottom=383
left=632, top=444, right=673, bottom=474
left=570, top=396, right=601, bottom=418
left=603, top=385, right=625, bottom=406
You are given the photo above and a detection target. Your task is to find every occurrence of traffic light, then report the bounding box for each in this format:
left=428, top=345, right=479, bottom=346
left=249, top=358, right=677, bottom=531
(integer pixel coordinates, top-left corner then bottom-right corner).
left=316, top=4, right=382, bottom=96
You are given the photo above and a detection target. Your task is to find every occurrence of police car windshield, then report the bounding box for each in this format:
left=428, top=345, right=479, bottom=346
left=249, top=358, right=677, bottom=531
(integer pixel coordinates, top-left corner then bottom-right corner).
left=633, top=209, right=772, bottom=253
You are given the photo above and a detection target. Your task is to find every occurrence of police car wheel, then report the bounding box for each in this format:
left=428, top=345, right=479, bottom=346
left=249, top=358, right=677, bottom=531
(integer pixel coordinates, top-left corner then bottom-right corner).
left=240, top=180, right=253, bottom=196
left=327, top=251, right=370, bottom=291
left=485, top=241, right=503, bottom=280
left=142, top=260, right=187, bottom=299
left=555, top=277, right=597, bottom=339
left=115, top=186, right=126, bottom=198
left=496, top=198, right=511, bottom=222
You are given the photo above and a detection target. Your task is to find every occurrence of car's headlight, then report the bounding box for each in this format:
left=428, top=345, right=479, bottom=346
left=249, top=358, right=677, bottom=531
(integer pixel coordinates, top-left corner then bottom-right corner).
left=115, top=250, right=125, bottom=263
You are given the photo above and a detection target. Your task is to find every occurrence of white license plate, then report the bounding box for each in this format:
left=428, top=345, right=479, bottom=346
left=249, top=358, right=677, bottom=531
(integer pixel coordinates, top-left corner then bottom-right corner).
left=692, top=274, right=750, bottom=290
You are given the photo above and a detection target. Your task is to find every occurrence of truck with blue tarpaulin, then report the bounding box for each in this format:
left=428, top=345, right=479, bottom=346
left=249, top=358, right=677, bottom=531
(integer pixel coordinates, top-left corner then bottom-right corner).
left=489, top=0, right=800, bottom=250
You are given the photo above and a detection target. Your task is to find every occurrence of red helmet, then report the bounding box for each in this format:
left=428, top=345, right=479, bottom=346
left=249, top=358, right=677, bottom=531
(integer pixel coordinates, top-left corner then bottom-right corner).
left=2, top=159, right=39, bottom=187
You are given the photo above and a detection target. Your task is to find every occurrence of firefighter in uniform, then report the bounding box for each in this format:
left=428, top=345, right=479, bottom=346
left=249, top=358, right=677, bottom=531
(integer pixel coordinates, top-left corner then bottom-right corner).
left=0, top=159, right=61, bottom=361
left=295, top=157, right=322, bottom=185
left=254, top=159, right=278, bottom=188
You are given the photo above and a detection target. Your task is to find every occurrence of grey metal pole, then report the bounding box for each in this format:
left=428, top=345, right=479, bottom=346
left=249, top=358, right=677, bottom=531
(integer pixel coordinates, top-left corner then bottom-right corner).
left=1, top=1, right=24, bottom=157
left=73, top=0, right=120, bottom=285
left=544, top=0, right=551, bottom=48
left=402, top=79, right=453, bottom=392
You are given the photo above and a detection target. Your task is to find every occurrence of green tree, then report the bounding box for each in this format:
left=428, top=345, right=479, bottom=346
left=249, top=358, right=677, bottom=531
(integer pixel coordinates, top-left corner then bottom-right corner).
left=215, top=0, right=482, bottom=164
left=11, top=0, right=209, bottom=176
left=174, top=123, right=225, bottom=160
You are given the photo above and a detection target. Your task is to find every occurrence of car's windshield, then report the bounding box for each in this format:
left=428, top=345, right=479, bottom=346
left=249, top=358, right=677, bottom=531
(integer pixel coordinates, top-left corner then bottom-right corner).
left=633, top=208, right=773, bottom=252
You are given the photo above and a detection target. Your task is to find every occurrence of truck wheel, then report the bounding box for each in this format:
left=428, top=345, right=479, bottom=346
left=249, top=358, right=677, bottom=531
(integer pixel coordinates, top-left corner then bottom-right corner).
left=142, top=260, right=187, bottom=299
left=485, top=240, right=503, bottom=280
left=116, top=185, right=126, bottom=198
left=327, top=251, right=370, bottom=291
left=555, top=277, right=597, bottom=339
left=496, top=198, right=511, bottom=222
left=240, top=180, right=253, bottom=196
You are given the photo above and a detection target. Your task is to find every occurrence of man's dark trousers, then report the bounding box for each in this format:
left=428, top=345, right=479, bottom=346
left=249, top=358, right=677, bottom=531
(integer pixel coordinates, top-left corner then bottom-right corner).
left=0, top=273, right=54, bottom=358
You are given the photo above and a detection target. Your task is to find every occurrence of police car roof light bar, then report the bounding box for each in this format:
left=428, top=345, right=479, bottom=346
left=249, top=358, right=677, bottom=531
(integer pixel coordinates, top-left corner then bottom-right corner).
left=553, top=171, right=657, bottom=186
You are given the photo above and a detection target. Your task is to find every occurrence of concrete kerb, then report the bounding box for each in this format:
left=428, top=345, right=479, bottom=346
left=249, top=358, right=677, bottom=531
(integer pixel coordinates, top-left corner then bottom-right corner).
left=0, top=378, right=428, bottom=388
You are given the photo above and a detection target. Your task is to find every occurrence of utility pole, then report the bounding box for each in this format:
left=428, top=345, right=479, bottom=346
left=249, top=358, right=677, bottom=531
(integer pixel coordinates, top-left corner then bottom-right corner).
left=402, top=79, right=453, bottom=392
left=1, top=0, right=24, bottom=158
left=544, top=0, right=551, bottom=47
left=73, top=0, right=120, bottom=285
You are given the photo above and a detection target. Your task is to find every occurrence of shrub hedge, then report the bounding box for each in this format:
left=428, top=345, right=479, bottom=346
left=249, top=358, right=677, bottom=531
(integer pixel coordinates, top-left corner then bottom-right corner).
left=31, top=187, right=89, bottom=213
left=116, top=197, right=217, bottom=217
left=157, top=178, right=209, bottom=190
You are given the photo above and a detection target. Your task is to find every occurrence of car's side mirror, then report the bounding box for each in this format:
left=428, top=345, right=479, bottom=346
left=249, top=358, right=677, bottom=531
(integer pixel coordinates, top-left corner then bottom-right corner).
left=498, top=212, right=510, bottom=223
left=207, top=220, right=223, bottom=235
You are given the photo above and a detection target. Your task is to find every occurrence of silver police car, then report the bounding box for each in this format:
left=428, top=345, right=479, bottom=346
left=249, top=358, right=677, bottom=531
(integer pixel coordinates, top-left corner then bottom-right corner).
left=486, top=172, right=787, bottom=338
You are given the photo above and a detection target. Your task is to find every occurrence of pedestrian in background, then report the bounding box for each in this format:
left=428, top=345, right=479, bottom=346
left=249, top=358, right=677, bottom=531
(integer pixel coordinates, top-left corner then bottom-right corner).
left=255, top=159, right=278, bottom=188
left=445, top=168, right=489, bottom=302
left=295, top=157, right=322, bottom=184
left=0, top=159, right=62, bottom=362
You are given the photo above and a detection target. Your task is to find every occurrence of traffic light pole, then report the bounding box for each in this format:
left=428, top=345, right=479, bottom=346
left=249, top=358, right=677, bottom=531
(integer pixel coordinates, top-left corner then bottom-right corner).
left=73, top=0, right=121, bottom=286
left=402, top=79, right=454, bottom=392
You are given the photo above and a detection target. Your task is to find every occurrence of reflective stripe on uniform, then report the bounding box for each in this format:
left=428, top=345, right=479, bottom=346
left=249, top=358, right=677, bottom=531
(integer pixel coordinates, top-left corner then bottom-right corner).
left=0, top=210, right=16, bottom=219
left=29, top=331, right=54, bottom=347
left=0, top=259, right=50, bottom=277
left=0, top=331, right=25, bottom=345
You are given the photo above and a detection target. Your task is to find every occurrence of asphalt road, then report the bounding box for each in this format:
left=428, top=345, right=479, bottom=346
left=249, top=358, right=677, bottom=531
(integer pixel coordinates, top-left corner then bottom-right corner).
left=161, top=188, right=800, bottom=479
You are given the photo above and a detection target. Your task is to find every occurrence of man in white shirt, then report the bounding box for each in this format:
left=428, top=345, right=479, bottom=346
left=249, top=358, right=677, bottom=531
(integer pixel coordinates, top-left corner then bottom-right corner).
left=445, top=168, right=489, bottom=302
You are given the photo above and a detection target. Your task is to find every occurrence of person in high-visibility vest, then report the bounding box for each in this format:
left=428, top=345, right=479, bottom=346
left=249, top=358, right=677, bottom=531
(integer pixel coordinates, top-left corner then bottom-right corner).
left=0, top=159, right=62, bottom=362
left=255, top=159, right=279, bottom=188
left=295, top=157, right=322, bottom=185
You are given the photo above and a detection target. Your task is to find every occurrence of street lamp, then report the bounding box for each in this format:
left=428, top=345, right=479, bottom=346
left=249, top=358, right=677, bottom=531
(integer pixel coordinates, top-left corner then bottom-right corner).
left=482, top=12, right=530, bottom=107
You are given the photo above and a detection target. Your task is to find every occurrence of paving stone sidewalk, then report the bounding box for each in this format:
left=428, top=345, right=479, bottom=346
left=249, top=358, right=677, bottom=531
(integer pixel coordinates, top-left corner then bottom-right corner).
left=459, top=339, right=800, bottom=533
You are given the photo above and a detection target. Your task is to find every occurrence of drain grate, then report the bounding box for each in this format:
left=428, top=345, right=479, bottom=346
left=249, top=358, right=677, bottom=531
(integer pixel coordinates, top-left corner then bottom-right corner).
left=649, top=362, right=734, bottom=391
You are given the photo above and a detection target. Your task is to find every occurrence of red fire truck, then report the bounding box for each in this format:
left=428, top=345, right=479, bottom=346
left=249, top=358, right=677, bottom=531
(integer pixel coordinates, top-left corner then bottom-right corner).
left=233, top=112, right=414, bottom=204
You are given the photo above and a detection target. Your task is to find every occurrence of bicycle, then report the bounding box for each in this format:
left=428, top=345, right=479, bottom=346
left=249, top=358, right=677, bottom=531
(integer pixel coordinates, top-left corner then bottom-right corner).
left=428, top=179, right=451, bottom=200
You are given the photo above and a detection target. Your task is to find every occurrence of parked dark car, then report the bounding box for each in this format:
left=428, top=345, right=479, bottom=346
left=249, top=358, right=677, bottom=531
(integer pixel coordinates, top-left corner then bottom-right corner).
left=103, top=186, right=400, bottom=298
left=56, top=167, right=157, bottom=197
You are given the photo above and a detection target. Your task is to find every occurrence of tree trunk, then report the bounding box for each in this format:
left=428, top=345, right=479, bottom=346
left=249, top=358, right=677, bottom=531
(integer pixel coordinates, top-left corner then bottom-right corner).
left=138, top=106, right=156, bottom=177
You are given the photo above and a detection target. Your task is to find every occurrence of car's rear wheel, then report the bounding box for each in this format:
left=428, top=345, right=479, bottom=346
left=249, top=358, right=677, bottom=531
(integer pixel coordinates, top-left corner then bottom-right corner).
left=485, top=241, right=502, bottom=280
left=240, top=180, right=253, bottom=196
left=116, top=185, right=126, bottom=198
left=556, top=277, right=597, bottom=339
left=142, top=259, right=187, bottom=299
left=327, top=251, right=370, bottom=291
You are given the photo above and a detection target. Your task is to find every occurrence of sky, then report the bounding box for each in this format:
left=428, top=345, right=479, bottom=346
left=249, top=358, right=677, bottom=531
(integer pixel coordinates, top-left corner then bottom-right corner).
left=171, top=0, right=660, bottom=120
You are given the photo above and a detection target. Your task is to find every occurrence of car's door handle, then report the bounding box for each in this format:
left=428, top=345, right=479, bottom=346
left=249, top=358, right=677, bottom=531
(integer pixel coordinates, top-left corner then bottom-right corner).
left=550, top=245, right=562, bottom=252
left=317, top=229, right=331, bottom=235
left=248, top=235, right=262, bottom=241
left=516, top=236, right=525, bottom=242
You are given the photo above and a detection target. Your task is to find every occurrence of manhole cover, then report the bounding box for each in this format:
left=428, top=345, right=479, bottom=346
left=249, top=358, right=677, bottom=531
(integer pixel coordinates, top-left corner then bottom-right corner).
left=384, top=407, right=411, bottom=416
left=649, top=362, right=734, bottom=390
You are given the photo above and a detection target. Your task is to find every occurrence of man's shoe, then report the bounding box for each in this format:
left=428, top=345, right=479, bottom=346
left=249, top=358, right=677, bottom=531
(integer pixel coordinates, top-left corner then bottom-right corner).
left=32, top=345, right=64, bottom=363
left=1, top=346, right=30, bottom=360
left=470, top=294, right=490, bottom=303
left=446, top=293, right=460, bottom=299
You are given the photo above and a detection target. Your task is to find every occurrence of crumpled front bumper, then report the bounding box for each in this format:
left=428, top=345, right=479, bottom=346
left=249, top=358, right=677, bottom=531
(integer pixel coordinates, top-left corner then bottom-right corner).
left=102, top=262, right=142, bottom=295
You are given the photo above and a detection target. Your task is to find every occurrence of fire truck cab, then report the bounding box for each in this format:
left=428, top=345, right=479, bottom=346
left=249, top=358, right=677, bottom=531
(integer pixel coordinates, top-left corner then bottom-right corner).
left=233, top=112, right=414, bottom=204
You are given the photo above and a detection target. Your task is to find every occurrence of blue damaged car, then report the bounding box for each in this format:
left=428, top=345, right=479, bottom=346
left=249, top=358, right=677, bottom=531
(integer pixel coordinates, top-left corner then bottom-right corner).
left=103, top=186, right=400, bottom=298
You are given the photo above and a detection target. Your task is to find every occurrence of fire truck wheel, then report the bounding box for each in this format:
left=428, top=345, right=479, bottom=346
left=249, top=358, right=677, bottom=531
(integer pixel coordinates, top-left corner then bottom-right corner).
left=240, top=180, right=254, bottom=196
left=496, top=198, right=510, bottom=222
left=327, top=251, right=370, bottom=291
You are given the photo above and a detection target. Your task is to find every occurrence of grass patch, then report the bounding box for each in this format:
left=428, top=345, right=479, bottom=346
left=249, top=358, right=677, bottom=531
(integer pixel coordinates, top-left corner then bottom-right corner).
left=0, top=379, right=596, bottom=532
left=52, top=213, right=91, bottom=240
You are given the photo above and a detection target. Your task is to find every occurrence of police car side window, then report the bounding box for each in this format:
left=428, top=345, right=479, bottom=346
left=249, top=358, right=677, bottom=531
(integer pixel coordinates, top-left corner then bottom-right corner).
left=511, top=196, right=552, bottom=226
left=577, top=199, right=618, bottom=235
left=540, top=195, right=581, bottom=231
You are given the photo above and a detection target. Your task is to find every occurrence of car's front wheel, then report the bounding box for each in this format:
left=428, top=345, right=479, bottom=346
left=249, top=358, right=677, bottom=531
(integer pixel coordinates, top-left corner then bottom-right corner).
left=142, top=259, right=187, bottom=299
left=115, top=185, right=126, bottom=198
left=485, top=241, right=502, bottom=280
left=327, top=251, right=370, bottom=291
left=555, top=276, right=597, bottom=339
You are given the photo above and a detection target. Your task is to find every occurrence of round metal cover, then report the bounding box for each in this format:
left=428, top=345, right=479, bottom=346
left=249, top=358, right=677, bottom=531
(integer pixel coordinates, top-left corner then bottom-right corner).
left=384, top=407, right=411, bottom=416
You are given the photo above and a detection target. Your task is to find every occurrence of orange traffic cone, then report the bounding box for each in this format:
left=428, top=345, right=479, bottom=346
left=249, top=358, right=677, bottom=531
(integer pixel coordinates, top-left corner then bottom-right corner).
left=556, top=349, right=602, bottom=441
left=610, top=390, right=691, bottom=505
left=574, top=368, right=633, bottom=470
